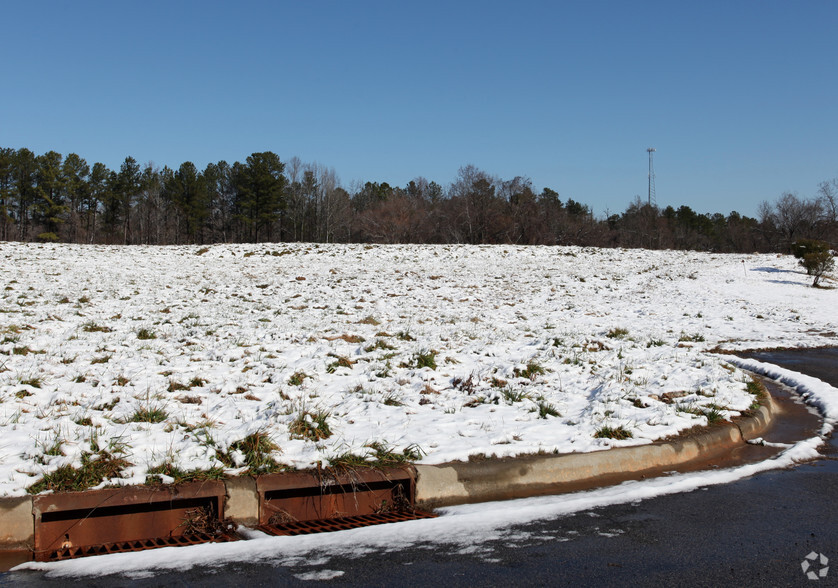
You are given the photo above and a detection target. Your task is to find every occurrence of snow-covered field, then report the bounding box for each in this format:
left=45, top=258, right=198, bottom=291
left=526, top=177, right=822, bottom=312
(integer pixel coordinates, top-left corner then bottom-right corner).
left=0, top=242, right=835, bottom=498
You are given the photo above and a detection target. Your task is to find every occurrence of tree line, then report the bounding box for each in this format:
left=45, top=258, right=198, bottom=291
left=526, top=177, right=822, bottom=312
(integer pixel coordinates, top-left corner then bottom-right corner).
left=1, top=146, right=835, bottom=253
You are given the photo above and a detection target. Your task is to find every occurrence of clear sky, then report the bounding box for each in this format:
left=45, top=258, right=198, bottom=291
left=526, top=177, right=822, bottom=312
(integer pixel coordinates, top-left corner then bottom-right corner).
left=2, top=1, right=836, bottom=218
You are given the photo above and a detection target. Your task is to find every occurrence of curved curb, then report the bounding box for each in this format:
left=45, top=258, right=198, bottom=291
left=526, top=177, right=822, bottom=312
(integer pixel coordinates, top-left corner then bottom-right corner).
left=414, top=382, right=777, bottom=509
left=0, top=381, right=778, bottom=556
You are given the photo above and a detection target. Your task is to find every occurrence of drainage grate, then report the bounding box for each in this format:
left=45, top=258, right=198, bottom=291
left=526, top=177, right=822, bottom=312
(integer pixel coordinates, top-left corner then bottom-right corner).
left=43, top=531, right=240, bottom=561
left=258, top=510, right=438, bottom=536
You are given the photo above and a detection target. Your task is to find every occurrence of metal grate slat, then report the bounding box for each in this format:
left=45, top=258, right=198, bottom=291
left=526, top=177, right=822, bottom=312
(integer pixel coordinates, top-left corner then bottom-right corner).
left=42, top=532, right=239, bottom=561
left=258, top=510, right=438, bottom=537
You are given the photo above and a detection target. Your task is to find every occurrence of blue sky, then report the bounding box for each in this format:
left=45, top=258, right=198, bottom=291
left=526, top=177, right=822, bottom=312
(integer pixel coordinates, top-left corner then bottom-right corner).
left=2, top=1, right=836, bottom=217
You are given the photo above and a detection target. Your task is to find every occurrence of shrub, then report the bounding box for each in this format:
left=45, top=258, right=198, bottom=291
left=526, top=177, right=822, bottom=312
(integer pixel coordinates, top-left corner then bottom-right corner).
left=803, top=251, right=834, bottom=287
left=793, top=239, right=835, bottom=286
left=36, top=232, right=60, bottom=242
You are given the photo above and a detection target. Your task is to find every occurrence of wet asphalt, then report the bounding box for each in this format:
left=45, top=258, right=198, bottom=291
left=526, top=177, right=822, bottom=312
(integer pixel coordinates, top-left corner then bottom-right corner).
left=3, top=349, right=837, bottom=587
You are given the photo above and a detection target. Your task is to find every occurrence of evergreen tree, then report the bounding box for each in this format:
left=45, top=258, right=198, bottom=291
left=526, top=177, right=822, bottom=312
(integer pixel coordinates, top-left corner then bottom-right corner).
left=116, top=156, right=142, bottom=243
left=0, top=148, right=15, bottom=241
left=86, top=162, right=111, bottom=241
left=61, top=153, right=90, bottom=242
left=13, top=148, right=38, bottom=240
left=234, top=152, right=286, bottom=242
left=165, top=161, right=209, bottom=243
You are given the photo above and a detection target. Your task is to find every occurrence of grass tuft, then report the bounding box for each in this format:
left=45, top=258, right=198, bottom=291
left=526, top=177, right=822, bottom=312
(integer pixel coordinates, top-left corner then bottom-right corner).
left=287, top=371, right=308, bottom=386
left=218, top=431, right=284, bottom=473
left=594, top=425, right=633, bottom=440
left=513, top=361, right=546, bottom=380
left=130, top=406, right=168, bottom=423
left=137, top=328, right=157, bottom=340
left=27, top=450, right=131, bottom=494
left=146, top=463, right=225, bottom=485
left=606, top=327, right=629, bottom=339
left=412, top=350, right=437, bottom=370
left=289, top=409, right=332, bottom=441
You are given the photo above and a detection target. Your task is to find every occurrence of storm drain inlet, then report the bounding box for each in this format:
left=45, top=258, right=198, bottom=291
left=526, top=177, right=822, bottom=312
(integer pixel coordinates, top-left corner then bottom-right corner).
left=258, top=510, right=438, bottom=536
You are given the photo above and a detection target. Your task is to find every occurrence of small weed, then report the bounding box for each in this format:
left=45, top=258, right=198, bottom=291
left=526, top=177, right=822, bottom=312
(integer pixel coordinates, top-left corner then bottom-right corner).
left=606, top=327, right=629, bottom=339
left=168, top=380, right=190, bottom=392
left=146, top=463, right=225, bottom=485
left=534, top=399, right=561, bottom=419
left=288, top=371, right=308, bottom=386
left=218, top=431, right=284, bottom=473
left=490, top=377, right=508, bottom=388
left=137, top=328, right=156, bottom=340
left=745, top=378, right=766, bottom=399
left=412, top=350, right=437, bottom=370
left=678, top=332, right=705, bottom=343
left=130, top=406, right=168, bottom=423
left=501, top=386, right=530, bottom=403
left=328, top=442, right=424, bottom=471
left=364, top=339, right=396, bottom=352
left=594, top=425, right=633, bottom=440
left=513, top=361, right=546, bottom=381
left=452, top=373, right=478, bottom=394
left=704, top=405, right=725, bottom=424
left=380, top=391, right=403, bottom=406
left=326, top=354, right=354, bottom=373
left=21, top=377, right=42, bottom=389
left=289, top=409, right=332, bottom=441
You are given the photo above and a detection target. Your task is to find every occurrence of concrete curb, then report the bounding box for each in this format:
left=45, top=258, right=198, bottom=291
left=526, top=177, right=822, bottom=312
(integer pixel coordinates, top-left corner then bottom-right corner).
left=0, top=383, right=777, bottom=555
left=414, top=388, right=777, bottom=509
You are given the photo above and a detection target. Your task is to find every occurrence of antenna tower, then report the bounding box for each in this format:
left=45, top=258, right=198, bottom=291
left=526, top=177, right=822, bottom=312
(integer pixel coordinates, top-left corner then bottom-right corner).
left=647, top=147, right=656, bottom=207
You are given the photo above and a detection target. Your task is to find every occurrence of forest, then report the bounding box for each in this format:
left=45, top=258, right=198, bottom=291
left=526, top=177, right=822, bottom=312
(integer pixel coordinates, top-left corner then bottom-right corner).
left=0, top=146, right=835, bottom=253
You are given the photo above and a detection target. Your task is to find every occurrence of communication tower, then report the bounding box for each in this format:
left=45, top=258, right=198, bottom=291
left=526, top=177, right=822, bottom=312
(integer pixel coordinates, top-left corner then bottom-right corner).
left=647, top=147, right=656, bottom=207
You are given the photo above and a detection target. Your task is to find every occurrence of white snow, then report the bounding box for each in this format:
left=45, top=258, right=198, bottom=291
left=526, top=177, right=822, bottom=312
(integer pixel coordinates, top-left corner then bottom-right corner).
left=0, top=242, right=835, bottom=497
left=728, top=357, right=838, bottom=436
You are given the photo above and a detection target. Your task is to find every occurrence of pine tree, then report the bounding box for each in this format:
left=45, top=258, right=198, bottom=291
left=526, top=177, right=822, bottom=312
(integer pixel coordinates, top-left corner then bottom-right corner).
left=234, top=152, right=286, bottom=242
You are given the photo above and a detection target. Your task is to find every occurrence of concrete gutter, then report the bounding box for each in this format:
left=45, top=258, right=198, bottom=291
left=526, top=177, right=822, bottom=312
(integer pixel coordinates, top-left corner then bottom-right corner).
left=0, top=382, right=776, bottom=560
left=415, top=389, right=777, bottom=509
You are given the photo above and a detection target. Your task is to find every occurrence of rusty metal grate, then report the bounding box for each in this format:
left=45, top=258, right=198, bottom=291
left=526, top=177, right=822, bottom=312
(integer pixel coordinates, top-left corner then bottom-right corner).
left=258, top=510, right=438, bottom=536
left=43, top=531, right=240, bottom=561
